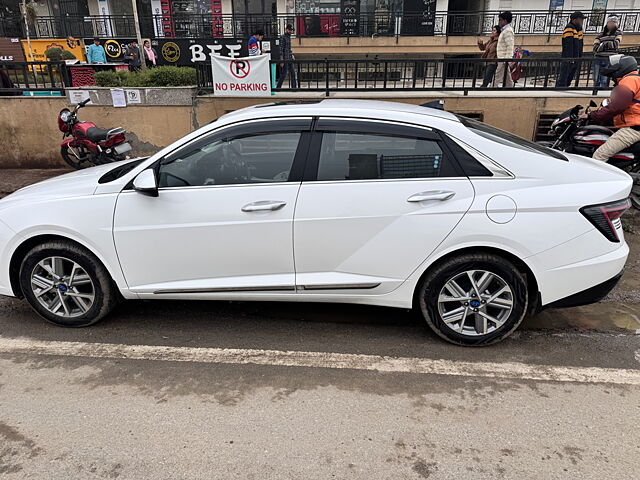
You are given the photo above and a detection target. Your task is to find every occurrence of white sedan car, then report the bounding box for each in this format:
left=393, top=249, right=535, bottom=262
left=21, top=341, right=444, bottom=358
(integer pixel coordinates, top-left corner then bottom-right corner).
left=0, top=100, right=632, bottom=345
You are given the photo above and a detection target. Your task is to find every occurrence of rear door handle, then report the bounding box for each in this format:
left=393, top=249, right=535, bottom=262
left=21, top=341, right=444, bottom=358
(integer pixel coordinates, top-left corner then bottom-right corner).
left=241, top=200, right=287, bottom=212
left=407, top=190, right=456, bottom=202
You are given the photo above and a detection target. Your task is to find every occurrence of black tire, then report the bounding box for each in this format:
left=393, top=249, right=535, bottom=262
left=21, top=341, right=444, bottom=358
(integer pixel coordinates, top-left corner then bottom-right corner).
left=417, top=253, right=528, bottom=346
left=19, top=241, right=118, bottom=327
left=60, top=146, right=88, bottom=169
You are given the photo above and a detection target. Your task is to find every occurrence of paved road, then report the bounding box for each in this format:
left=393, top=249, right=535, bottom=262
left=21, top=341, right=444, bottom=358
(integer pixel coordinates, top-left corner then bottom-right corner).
left=1, top=295, right=639, bottom=479
left=0, top=170, right=639, bottom=479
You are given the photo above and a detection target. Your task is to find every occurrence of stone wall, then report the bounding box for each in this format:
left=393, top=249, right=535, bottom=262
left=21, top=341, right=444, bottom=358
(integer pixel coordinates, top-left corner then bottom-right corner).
left=0, top=93, right=604, bottom=168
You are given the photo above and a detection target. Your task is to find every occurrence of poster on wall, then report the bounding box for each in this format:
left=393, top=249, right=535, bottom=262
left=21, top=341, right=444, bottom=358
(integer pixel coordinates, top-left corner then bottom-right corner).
left=212, top=54, right=271, bottom=96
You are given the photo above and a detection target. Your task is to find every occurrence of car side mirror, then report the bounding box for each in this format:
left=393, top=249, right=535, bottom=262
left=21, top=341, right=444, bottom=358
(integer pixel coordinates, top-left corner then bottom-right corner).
left=602, top=98, right=610, bottom=107
left=133, top=169, right=158, bottom=197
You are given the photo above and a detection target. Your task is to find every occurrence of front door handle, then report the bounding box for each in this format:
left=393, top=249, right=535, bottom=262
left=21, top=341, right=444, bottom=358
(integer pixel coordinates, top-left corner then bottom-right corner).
left=241, top=200, right=287, bottom=212
left=407, top=190, right=456, bottom=203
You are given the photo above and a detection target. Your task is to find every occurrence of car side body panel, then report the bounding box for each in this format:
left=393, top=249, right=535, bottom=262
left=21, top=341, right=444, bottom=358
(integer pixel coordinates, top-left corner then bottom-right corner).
left=0, top=100, right=632, bottom=313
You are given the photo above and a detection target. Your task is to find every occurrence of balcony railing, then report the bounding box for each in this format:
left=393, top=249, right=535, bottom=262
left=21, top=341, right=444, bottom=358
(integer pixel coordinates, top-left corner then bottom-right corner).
left=3, top=10, right=640, bottom=39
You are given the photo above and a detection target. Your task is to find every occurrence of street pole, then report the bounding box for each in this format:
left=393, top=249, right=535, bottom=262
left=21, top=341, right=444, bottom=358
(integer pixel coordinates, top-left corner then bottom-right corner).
left=131, top=0, right=147, bottom=69
left=22, top=0, right=34, bottom=62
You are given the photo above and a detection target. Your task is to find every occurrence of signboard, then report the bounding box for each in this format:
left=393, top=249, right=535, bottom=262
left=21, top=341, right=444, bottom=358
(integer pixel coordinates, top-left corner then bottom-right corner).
left=549, top=0, right=565, bottom=10
left=341, top=0, right=360, bottom=36
left=590, top=0, right=608, bottom=27
left=69, top=90, right=92, bottom=105
left=211, top=0, right=224, bottom=37
left=212, top=54, right=271, bottom=96
left=83, top=38, right=136, bottom=63
left=0, top=37, right=26, bottom=62
left=125, top=89, right=142, bottom=104
left=402, top=0, right=436, bottom=35
left=83, top=38, right=263, bottom=66
left=151, top=38, right=248, bottom=65
left=21, top=38, right=86, bottom=62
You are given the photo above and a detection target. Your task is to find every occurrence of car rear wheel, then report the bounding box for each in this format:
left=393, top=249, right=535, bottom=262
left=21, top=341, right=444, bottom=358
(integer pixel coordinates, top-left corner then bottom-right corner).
left=19, top=241, right=118, bottom=327
left=418, top=253, right=528, bottom=346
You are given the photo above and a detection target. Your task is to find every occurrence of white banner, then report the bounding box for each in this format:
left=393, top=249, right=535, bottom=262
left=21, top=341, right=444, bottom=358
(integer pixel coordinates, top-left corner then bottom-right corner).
left=212, top=54, right=271, bottom=97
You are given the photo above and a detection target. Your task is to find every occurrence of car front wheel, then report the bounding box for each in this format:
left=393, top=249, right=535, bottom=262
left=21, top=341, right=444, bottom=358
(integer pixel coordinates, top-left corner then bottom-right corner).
left=418, top=253, right=528, bottom=346
left=19, top=241, right=118, bottom=327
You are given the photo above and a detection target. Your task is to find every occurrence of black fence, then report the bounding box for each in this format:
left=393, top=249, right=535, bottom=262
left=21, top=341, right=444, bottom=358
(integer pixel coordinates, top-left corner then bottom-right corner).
left=0, top=61, right=67, bottom=95
left=4, top=9, right=640, bottom=39
left=0, top=57, right=620, bottom=96
left=196, top=56, right=613, bottom=96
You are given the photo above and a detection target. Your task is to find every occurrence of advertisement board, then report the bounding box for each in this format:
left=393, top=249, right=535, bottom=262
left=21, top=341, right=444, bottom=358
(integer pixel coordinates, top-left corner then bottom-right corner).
left=341, top=0, right=360, bottom=36
left=212, top=54, right=271, bottom=96
left=83, top=38, right=136, bottom=63
left=21, top=38, right=86, bottom=62
left=401, top=0, right=436, bottom=35
left=82, top=38, right=268, bottom=66
left=150, top=38, right=248, bottom=65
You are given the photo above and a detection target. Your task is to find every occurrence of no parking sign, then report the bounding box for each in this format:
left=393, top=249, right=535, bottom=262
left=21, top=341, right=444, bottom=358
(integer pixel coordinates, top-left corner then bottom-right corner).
left=211, top=54, right=271, bottom=97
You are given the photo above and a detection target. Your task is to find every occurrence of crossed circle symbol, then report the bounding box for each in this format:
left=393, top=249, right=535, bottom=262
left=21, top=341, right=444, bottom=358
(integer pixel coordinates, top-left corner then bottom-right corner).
left=230, top=60, right=250, bottom=78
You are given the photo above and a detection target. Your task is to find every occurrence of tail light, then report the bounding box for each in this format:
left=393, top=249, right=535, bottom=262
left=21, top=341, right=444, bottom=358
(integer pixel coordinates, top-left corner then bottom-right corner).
left=580, top=198, right=631, bottom=243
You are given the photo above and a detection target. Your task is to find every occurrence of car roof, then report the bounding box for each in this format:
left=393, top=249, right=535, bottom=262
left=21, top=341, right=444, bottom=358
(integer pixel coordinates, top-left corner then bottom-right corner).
left=217, top=99, right=460, bottom=125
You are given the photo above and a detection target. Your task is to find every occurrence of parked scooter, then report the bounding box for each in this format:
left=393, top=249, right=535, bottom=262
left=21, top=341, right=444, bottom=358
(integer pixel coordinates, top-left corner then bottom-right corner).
left=57, top=98, right=132, bottom=169
left=545, top=99, right=640, bottom=208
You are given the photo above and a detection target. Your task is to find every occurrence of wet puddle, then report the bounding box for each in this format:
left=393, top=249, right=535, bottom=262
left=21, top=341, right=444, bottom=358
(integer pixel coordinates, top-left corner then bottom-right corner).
left=524, top=301, right=640, bottom=334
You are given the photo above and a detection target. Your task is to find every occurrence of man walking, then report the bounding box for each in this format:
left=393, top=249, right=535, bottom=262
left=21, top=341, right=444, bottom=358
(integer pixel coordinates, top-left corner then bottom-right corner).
left=248, top=30, right=264, bottom=56
left=87, top=38, right=107, bottom=64
left=493, top=11, right=514, bottom=88
left=276, top=24, right=297, bottom=89
left=557, top=11, right=585, bottom=87
left=124, top=40, right=141, bottom=72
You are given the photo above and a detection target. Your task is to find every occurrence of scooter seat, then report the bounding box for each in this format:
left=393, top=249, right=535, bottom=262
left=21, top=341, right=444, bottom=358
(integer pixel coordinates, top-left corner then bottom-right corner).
left=85, top=127, right=124, bottom=142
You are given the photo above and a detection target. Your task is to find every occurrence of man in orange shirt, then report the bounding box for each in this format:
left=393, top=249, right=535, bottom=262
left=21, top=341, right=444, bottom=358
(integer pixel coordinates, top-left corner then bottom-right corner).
left=586, top=55, right=640, bottom=161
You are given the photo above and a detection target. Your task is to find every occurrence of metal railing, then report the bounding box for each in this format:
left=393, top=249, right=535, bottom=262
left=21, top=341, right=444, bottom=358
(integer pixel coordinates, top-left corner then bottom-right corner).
left=0, top=57, right=619, bottom=96
left=196, top=57, right=613, bottom=96
left=0, top=61, right=67, bottom=95
left=4, top=9, right=640, bottom=39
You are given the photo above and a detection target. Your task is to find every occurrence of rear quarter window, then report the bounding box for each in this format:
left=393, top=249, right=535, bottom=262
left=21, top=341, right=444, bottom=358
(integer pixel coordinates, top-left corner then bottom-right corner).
left=457, top=115, right=567, bottom=161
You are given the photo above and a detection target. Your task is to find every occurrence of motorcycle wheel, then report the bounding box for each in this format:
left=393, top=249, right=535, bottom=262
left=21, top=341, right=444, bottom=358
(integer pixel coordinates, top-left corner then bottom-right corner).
left=631, top=191, right=640, bottom=210
left=60, top=146, right=89, bottom=170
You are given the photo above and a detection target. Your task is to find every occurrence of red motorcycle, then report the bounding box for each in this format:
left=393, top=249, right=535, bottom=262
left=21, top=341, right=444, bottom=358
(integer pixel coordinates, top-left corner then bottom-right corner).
left=58, top=98, right=132, bottom=169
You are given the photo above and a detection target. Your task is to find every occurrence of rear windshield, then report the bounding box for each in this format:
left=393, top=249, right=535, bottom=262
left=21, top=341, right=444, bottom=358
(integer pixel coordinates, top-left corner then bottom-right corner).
left=456, top=115, right=567, bottom=161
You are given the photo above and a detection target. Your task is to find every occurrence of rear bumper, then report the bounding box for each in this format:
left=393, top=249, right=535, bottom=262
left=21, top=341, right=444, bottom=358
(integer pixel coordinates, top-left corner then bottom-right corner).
left=545, top=270, right=623, bottom=309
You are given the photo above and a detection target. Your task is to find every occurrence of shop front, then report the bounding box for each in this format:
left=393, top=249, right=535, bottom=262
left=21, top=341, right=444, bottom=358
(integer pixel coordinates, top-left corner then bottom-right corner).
left=285, top=0, right=436, bottom=37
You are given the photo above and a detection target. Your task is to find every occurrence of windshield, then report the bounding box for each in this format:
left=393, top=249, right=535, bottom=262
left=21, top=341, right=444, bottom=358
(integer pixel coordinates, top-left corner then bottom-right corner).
left=456, top=115, right=567, bottom=161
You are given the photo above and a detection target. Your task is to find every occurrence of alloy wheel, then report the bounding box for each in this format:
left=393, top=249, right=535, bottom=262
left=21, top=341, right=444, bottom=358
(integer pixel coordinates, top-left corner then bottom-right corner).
left=30, top=256, right=95, bottom=318
left=437, top=270, right=514, bottom=336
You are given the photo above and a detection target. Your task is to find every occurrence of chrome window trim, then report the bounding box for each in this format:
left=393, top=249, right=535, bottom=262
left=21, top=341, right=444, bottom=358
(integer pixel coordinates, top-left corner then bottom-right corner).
left=301, top=177, right=473, bottom=186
